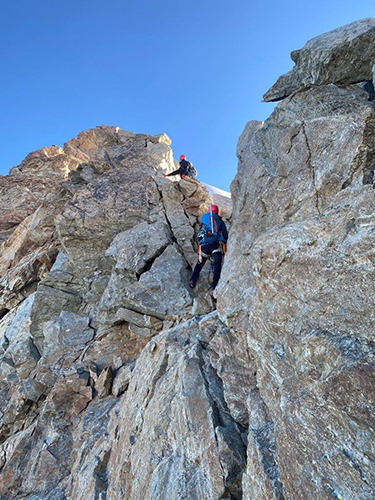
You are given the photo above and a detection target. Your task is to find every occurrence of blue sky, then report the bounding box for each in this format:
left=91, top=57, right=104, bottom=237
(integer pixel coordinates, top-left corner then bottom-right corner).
left=1, top=1, right=373, bottom=190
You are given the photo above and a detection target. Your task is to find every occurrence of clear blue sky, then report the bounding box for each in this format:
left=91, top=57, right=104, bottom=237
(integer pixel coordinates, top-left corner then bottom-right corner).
left=1, top=1, right=373, bottom=190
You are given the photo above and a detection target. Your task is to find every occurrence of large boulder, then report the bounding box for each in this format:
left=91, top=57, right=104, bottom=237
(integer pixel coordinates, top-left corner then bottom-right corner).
left=264, top=18, right=375, bottom=101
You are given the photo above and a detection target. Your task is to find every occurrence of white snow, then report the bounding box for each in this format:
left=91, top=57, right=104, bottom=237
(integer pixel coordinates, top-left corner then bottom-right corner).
left=201, top=182, right=231, bottom=199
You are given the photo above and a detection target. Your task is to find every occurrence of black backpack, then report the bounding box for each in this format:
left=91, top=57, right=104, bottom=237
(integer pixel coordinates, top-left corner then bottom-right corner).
left=181, top=159, right=197, bottom=176
left=186, top=161, right=197, bottom=176
left=188, top=163, right=197, bottom=176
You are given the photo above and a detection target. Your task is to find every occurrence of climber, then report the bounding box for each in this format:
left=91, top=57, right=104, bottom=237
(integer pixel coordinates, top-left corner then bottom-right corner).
left=189, top=204, right=228, bottom=291
left=163, top=155, right=197, bottom=179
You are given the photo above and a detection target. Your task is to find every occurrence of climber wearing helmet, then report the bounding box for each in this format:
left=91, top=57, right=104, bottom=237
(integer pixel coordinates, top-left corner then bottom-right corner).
left=189, top=204, right=228, bottom=291
left=163, top=155, right=197, bottom=179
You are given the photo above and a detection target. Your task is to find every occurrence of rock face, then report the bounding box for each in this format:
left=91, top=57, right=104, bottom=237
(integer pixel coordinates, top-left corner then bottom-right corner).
left=0, top=126, right=233, bottom=499
left=105, top=314, right=249, bottom=500
left=1, top=19, right=375, bottom=500
left=0, top=146, right=80, bottom=245
left=217, top=25, right=375, bottom=500
left=264, top=18, right=375, bottom=101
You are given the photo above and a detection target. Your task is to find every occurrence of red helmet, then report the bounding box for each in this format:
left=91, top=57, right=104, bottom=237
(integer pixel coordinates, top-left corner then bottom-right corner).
left=180, top=154, right=186, bottom=160
left=211, top=205, right=219, bottom=213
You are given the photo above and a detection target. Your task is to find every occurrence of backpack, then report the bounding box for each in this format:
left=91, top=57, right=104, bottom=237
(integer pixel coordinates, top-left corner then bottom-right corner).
left=197, top=213, right=220, bottom=244
left=181, top=159, right=197, bottom=176
left=186, top=162, right=197, bottom=176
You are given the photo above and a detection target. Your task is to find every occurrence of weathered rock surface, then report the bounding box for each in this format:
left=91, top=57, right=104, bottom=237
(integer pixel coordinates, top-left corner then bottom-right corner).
left=217, top=29, right=375, bottom=500
left=0, top=146, right=80, bottom=245
left=0, top=125, right=232, bottom=499
left=264, top=18, right=375, bottom=102
left=105, top=314, right=250, bottom=500
left=1, top=19, right=375, bottom=500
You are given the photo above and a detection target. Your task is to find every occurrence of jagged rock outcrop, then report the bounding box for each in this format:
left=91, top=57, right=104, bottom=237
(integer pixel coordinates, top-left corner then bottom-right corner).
left=217, top=24, right=375, bottom=500
left=1, top=18, right=374, bottom=500
left=264, top=18, right=375, bottom=102
left=0, top=146, right=80, bottom=245
left=0, top=126, right=234, bottom=499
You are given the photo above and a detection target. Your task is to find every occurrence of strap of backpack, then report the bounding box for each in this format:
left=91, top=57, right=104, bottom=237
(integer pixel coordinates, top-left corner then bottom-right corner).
left=213, top=215, right=218, bottom=234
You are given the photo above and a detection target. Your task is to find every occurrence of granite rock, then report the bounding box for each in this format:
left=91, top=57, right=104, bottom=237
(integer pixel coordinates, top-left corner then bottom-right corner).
left=0, top=125, right=231, bottom=499
left=217, top=59, right=375, bottom=500
left=264, top=18, right=375, bottom=101
left=106, top=314, right=248, bottom=500
left=2, top=19, right=374, bottom=500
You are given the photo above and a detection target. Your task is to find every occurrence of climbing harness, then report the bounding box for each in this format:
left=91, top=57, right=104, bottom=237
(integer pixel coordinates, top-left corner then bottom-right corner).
left=198, top=244, right=222, bottom=260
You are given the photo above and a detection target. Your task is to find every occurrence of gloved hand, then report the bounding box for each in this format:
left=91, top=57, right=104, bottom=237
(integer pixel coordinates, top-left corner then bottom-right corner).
left=181, top=174, right=185, bottom=179
left=163, top=173, right=167, bottom=178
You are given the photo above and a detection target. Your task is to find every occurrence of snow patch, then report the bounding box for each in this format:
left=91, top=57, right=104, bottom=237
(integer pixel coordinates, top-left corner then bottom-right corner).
left=201, top=182, right=231, bottom=199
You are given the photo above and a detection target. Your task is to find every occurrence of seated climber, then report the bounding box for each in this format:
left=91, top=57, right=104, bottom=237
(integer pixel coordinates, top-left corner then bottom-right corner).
left=163, top=155, right=198, bottom=179
left=189, top=204, right=228, bottom=291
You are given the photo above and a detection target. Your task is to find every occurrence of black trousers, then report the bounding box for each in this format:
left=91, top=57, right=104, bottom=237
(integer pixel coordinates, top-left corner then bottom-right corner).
left=166, top=167, right=184, bottom=177
left=190, top=242, right=223, bottom=289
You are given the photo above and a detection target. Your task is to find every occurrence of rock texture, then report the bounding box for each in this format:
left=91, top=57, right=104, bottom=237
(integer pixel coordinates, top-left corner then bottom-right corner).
left=0, top=126, right=233, bottom=499
left=264, top=18, right=375, bottom=102
left=105, top=314, right=249, bottom=500
left=1, top=19, right=375, bottom=500
left=217, top=26, right=375, bottom=500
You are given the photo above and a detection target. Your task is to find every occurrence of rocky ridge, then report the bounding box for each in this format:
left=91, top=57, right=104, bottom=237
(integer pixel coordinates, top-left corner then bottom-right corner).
left=0, top=126, right=235, bottom=499
left=0, top=18, right=375, bottom=500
